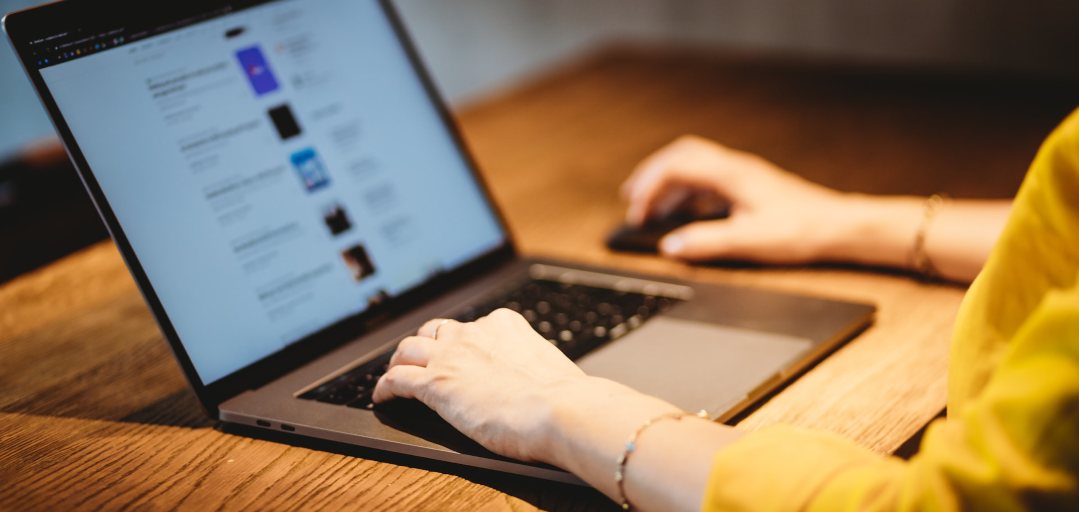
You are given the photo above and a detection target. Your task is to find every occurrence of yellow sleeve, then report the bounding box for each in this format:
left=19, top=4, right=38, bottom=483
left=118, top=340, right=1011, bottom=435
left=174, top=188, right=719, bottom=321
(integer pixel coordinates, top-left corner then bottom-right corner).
left=703, top=285, right=1079, bottom=512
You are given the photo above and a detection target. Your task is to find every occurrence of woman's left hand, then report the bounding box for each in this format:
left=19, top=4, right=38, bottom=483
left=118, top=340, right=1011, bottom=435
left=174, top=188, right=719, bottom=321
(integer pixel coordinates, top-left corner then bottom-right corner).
left=371, top=308, right=590, bottom=463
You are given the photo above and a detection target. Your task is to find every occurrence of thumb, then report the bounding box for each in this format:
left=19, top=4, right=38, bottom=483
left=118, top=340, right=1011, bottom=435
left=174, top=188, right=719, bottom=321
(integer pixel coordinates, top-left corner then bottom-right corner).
left=659, top=220, right=753, bottom=262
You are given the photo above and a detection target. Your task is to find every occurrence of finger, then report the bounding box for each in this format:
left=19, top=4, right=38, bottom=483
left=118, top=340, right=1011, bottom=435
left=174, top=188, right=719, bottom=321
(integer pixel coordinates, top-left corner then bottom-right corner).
left=622, top=135, right=723, bottom=199
left=372, top=365, right=430, bottom=404
left=650, top=185, right=695, bottom=220
left=625, top=165, right=714, bottom=227
left=418, top=318, right=461, bottom=340
left=659, top=219, right=754, bottom=262
left=621, top=142, right=675, bottom=201
left=623, top=146, right=688, bottom=226
left=625, top=155, right=740, bottom=228
left=389, top=336, right=438, bottom=368
left=625, top=139, right=753, bottom=227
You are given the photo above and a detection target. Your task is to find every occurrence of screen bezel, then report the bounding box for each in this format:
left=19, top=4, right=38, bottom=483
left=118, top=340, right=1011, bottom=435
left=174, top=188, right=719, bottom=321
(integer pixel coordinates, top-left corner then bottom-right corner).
left=3, top=0, right=518, bottom=416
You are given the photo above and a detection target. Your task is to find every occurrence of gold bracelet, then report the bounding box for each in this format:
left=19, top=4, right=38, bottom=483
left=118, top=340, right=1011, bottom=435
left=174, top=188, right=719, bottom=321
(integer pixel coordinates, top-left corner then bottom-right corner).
left=615, top=409, right=709, bottom=510
left=911, top=194, right=946, bottom=280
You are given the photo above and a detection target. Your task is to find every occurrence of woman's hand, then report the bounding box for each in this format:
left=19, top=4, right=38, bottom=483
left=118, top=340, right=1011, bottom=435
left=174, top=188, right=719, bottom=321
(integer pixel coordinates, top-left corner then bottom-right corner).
left=372, top=309, right=740, bottom=511
left=371, top=308, right=591, bottom=463
left=623, top=135, right=855, bottom=264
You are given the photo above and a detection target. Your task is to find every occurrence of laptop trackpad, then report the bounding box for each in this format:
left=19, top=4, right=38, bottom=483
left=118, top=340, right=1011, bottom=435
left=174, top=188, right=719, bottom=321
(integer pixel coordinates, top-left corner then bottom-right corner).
left=576, top=317, right=813, bottom=417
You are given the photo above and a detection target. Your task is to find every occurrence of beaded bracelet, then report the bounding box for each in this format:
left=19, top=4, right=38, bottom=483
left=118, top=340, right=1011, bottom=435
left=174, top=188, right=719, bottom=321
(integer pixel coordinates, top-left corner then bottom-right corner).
left=615, top=409, right=709, bottom=510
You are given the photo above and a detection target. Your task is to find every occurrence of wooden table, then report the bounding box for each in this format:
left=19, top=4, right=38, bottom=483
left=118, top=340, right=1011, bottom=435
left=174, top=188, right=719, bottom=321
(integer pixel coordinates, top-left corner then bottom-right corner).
left=2, top=49, right=1075, bottom=511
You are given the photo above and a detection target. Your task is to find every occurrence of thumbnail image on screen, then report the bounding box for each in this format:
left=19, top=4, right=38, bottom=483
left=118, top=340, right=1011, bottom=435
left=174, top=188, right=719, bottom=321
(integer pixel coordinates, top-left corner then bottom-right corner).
left=37, top=0, right=506, bottom=384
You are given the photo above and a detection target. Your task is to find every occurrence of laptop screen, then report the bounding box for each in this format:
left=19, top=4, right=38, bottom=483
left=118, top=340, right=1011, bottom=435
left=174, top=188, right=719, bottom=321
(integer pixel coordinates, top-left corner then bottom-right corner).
left=27, top=0, right=507, bottom=384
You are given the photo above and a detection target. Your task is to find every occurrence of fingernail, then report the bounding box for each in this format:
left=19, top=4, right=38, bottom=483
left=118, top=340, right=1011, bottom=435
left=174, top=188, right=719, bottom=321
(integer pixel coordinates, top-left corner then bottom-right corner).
left=660, top=234, right=685, bottom=255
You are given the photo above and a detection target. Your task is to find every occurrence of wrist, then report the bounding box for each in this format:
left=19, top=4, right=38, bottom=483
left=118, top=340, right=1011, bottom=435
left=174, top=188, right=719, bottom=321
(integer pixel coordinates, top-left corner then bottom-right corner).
left=538, top=376, right=680, bottom=473
left=816, top=193, right=925, bottom=269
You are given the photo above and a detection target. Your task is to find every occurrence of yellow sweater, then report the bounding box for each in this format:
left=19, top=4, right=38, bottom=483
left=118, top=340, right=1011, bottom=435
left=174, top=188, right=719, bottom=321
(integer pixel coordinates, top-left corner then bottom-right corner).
left=704, top=108, right=1079, bottom=511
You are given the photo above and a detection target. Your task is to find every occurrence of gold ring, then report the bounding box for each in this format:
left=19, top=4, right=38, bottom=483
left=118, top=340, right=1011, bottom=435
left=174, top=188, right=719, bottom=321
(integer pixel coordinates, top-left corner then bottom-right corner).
left=432, top=319, right=451, bottom=340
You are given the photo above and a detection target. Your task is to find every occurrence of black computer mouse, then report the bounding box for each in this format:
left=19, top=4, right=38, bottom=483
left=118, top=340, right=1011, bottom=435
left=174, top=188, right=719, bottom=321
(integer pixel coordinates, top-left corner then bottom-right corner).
left=606, top=208, right=730, bottom=254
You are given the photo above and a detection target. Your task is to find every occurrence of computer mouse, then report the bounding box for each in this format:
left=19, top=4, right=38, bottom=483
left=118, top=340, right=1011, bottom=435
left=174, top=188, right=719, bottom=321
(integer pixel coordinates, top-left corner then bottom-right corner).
left=606, top=208, right=730, bottom=254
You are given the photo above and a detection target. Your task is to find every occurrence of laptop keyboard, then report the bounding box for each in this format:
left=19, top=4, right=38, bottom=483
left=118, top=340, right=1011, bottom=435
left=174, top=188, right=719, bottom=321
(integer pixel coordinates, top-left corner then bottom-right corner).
left=298, top=279, right=682, bottom=410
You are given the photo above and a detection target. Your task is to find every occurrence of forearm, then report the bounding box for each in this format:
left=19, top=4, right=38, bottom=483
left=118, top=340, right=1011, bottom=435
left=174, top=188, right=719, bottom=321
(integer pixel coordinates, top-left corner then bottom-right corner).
left=924, top=200, right=1011, bottom=283
left=541, top=377, right=742, bottom=511
left=822, top=195, right=1011, bottom=284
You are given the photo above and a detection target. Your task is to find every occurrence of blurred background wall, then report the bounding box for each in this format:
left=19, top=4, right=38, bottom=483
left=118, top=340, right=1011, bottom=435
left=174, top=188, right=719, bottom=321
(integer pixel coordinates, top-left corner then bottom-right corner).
left=394, top=0, right=1079, bottom=104
left=4, top=0, right=1078, bottom=153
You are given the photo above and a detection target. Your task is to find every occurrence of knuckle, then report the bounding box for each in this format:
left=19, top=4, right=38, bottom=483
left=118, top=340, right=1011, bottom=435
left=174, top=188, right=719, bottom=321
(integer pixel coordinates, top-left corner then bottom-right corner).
left=426, top=372, right=451, bottom=393
left=383, top=365, right=421, bottom=389
left=490, top=307, right=518, bottom=320
left=381, top=367, right=402, bottom=385
left=674, top=134, right=698, bottom=146
left=431, top=321, right=456, bottom=340
left=441, top=322, right=464, bottom=340
left=396, top=337, right=422, bottom=355
left=676, top=134, right=709, bottom=152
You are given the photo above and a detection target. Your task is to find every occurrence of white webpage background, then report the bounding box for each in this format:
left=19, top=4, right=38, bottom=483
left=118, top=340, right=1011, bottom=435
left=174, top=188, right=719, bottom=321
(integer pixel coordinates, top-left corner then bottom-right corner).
left=41, top=0, right=504, bottom=384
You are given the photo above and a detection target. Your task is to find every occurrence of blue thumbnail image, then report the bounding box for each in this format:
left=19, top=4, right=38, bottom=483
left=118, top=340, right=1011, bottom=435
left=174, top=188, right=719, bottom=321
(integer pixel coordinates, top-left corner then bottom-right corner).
left=235, top=45, right=280, bottom=96
left=290, top=148, right=331, bottom=192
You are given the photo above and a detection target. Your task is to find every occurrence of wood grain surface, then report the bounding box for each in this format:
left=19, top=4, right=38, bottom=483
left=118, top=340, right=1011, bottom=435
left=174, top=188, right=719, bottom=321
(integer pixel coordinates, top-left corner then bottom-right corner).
left=1, top=48, right=1075, bottom=511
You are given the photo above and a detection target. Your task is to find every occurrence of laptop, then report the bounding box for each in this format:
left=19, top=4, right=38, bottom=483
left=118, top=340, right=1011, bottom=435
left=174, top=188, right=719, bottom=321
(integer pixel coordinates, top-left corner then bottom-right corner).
left=4, top=0, right=874, bottom=484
